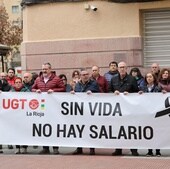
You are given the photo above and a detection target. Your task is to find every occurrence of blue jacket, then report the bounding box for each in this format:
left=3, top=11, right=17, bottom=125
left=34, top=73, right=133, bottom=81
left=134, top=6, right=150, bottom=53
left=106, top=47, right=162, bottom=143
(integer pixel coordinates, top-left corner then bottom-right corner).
left=75, top=79, right=100, bottom=93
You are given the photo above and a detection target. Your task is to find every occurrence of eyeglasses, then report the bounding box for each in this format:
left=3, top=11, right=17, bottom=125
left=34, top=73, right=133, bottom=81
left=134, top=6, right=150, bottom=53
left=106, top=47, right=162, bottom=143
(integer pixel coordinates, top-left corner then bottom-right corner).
left=152, top=67, right=157, bottom=68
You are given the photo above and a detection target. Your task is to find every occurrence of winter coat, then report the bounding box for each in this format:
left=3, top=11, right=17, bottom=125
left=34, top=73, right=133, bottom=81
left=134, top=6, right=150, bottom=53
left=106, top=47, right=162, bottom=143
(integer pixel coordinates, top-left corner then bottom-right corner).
left=32, top=73, right=65, bottom=92
left=75, top=79, right=100, bottom=93
left=109, top=73, right=139, bottom=93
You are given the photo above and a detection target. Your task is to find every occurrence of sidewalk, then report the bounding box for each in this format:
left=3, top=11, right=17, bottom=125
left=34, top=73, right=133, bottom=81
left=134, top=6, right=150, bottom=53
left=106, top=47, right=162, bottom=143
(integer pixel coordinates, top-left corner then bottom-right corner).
left=0, top=146, right=170, bottom=169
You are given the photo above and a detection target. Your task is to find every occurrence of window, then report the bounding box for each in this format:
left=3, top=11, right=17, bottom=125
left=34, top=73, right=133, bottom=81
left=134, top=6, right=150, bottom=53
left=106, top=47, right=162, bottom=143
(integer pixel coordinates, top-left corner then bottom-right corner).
left=12, top=5, right=19, bottom=14
left=143, top=10, right=170, bottom=67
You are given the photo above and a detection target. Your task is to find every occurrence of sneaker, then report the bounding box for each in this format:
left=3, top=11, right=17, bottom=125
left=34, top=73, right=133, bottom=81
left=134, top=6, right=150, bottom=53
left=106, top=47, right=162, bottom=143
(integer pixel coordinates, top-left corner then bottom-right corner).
left=39, top=148, right=50, bottom=154
left=21, top=148, right=27, bottom=154
left=53, top=148, right=59, bottom=155
left=146, top=152, right=153, bottom=157
left=156, top=152, right=161, bottom=157
left=15, top=148, right=20, bottom=154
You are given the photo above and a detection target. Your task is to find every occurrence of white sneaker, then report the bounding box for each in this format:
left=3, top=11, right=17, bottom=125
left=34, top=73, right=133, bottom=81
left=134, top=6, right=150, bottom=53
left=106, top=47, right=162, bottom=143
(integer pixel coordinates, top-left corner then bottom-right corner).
left=21, top=148, right=27, bottom=154
left=15, top=148, right=20, bottom=154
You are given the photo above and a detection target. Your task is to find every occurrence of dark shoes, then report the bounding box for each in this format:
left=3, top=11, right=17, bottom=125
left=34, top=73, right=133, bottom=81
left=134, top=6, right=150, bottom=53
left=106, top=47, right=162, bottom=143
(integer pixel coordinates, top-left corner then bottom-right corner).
left=8, top=145, right=13, bottom=149
left=0, top=150, right=3, bottom=153
left=131, top=149, right=139, bottom=156
left=53, top=147, right=59, bottom=154
left=39, top=148, right=50, bottom=154
left=89, top=148, right=95, bottom=155
left=156, top=152, right=161, bottom=157
left=112, top=149, right=122, bottom=156
left=73, top=148, right=83, bottom=155
left=146, top=151, right=153, bottom=157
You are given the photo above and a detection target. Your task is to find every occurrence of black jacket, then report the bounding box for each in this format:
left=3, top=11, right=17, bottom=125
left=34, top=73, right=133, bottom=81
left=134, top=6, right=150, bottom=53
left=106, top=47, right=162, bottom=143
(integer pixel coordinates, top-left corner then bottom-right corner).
left=0, top=79, right=11, bottom=91
left=109, top=73, right=139, bottom=93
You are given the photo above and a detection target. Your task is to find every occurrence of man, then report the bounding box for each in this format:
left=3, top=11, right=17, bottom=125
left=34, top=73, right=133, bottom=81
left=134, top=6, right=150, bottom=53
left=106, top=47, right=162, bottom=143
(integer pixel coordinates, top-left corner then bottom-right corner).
left=23, top=72, right=34, bottom=91
left=104, top=61, right=118, bottom=85
left=72, top=69, right=100, bottom=155
left=6, top=68, right=17, bottom=87
left=0, top=72, right=11, bottom=91
left=32, top=62, right=66, bottom=154
left=91, top=65, right=108, bottom=93
left=109, top=61, right=139, bottom=156
left=151, top=63, right=160, bottom=79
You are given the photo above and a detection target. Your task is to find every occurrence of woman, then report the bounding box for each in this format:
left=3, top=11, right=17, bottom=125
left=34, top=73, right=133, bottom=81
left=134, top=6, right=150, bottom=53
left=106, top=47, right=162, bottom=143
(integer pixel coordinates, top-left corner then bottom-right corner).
left=59, top=74, right=72, bottom=92
left=129, top=67, right=145, bottom=90
left=140, top=72, right=163, bottom=157
left=11, top=77, right=30, bottom=154
left=158, top=68, right=170, bottom=92
left=70, top=70, right=80, bottom=90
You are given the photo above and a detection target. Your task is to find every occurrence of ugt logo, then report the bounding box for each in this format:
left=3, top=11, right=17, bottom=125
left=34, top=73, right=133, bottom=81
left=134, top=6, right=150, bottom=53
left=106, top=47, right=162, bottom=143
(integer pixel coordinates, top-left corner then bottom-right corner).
left=155, top=97, right=170, bottom=118
left=2, top=99, right=45, bottom=110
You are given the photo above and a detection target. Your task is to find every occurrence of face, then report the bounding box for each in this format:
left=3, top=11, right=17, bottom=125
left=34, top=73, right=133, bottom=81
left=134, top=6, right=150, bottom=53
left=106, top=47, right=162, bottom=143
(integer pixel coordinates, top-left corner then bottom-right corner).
left=92, top=66, right=99, bottom=77
left=23, top=73, right=32, bottom=83
left=109, top=63, right=118, bottom=72
left=0, top=73, right=7, bottom=80
left=131, top=71, right=137, bottom=77
left=61, top=76, right=67, bottom=85
left=162, top=70, right=169, bottom=80
left=42, top=64, right=51, bottom=77
left=151, top=63, right=159, bottom=74
left=8, top=70, right=15, bottom=78
left=146, top=73, right=154, bottom=84
left=80, top=70, right=89, bottom=83
left=73, top=71, right=79, bottom=79
left=14, top=79, right=22, bottom=89
left=118, top=62, right=127, bottom=78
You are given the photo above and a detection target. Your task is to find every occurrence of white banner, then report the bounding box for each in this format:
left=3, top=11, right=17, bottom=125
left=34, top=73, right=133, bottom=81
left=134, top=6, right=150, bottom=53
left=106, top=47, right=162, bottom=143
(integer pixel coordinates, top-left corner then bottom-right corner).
left=0, top=92, right=170, bottom=149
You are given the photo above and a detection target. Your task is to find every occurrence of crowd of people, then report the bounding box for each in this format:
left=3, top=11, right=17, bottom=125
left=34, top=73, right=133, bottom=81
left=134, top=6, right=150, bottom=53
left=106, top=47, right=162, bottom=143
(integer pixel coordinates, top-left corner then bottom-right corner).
left=0, top=61, right=170, bottom=156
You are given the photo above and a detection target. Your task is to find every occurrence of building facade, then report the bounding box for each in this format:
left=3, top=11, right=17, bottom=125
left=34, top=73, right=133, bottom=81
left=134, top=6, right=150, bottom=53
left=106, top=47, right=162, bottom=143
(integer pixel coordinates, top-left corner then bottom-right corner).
left=0, top=0, right=22, bottom=26
left=21, top=0, right=170, bottom=78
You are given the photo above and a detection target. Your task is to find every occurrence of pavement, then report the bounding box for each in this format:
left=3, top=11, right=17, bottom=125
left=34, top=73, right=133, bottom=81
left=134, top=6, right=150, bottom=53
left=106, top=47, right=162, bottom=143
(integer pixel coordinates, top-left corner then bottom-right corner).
left=0, top=146, right=170, bottom=169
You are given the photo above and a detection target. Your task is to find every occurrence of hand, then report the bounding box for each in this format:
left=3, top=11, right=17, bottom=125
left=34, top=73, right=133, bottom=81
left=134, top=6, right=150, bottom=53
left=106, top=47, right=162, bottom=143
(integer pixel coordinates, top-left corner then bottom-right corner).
left=114, top=90, right=120, bottom=95
left=47, top=89, right=54, bottom=94
left=162, top=90, right=167, bottom=94
left=86, top=90, right=92, bottom=95
left=138, top=91, right=143, bottom=95
left=123, top=91, right=129, bottom=95
left=70, top=90, right=75, bottom=94
left=36, top=89, right=41, bottom=93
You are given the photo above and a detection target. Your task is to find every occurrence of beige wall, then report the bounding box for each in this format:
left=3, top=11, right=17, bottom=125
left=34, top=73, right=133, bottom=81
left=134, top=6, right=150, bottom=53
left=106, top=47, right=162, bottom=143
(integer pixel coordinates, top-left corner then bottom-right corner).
left=2, top=0, right=22, bottom=24
left=21, top=0, right=170, bottom=78
left=23, top=0, right=170, bottom=41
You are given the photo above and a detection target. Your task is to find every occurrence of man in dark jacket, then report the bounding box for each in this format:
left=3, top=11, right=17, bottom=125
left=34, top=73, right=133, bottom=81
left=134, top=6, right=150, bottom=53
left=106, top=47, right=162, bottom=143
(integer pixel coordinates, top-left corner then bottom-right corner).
left=109, top=61, right=139, bottom=156
left=0, top=72, right=11, bottom=91
left=32, top=62, right=65, bottom=154
left=104, top=61, right=118, bottom=85
left=23, top=72, right=34, bottom=91
left=72, top=69, right=100, bottom=155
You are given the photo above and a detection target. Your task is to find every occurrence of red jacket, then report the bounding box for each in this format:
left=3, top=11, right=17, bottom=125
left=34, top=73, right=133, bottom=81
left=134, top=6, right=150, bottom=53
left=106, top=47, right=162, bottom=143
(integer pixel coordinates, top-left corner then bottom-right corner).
left=91, top=74, right=108, bottom=93
left=6, top=76, right=16, bottom=87
left=32, top=73, right=65, bottom=92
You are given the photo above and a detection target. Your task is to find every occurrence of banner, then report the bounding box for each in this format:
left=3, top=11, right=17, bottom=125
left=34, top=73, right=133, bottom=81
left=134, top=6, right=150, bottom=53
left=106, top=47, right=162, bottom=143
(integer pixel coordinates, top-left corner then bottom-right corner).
left=0, top=92, right=170, bottom=149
